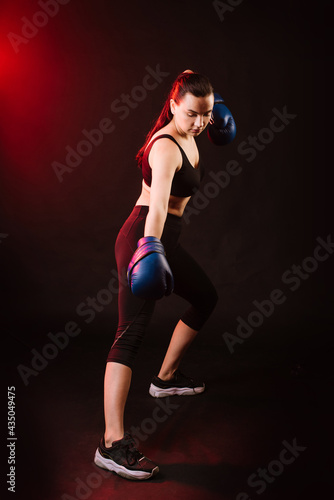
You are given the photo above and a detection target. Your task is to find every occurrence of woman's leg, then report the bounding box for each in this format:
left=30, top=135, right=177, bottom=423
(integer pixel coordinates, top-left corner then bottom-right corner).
left=103, top=362, right=132, bottom=446
left=103, top=206, right=154, bottom=444
left=156, top=244, right=218, bottom=381
left=157, top=320, right=198, bottom=381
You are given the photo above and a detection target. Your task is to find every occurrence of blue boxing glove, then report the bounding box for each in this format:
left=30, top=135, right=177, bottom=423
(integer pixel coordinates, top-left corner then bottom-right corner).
left=127, top=237, right=174, bottom=300
left=207, top=92, right=236, bottom=146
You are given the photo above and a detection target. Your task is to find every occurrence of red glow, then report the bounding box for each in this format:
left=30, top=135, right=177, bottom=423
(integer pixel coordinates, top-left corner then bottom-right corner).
left=1, top=45, right=63, bottom=168
left=0, top=4, right=68, bottom=180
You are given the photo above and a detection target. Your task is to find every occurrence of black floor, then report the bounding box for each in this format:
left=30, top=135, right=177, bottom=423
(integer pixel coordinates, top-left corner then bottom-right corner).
left=5, top=310, right=333, bottom=500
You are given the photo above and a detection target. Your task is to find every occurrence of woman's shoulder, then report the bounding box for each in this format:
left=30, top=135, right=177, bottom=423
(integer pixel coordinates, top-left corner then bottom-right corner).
left=149, top=126, right=178, bottom=145
left=147, top=130, right=182, bottom=169
left=148, top=128, right=181, bottom=154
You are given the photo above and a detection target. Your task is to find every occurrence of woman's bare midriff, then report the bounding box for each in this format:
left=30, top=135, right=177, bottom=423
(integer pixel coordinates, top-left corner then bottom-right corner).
left=135, top=180, right=191, bottom=218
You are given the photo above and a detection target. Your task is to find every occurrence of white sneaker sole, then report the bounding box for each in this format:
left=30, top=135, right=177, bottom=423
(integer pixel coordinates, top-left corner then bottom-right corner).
left=94, top=448, right=159, bottom=480
left=149, top=382, right=205, bottom=398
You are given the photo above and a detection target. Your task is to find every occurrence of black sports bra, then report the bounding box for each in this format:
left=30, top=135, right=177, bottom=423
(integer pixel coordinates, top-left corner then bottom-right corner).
left=141, top=134, right=204, bottom=197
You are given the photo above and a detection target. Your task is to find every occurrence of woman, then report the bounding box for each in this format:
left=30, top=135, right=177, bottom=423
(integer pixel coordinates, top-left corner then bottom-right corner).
left=94, top=70, right=222, bottom=481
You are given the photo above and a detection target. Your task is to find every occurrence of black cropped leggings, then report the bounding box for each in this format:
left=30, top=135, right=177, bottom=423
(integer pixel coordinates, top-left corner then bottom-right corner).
left=107, top=205, right=218, bottom=368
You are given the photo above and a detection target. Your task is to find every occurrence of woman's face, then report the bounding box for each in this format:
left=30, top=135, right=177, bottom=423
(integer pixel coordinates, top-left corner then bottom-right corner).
left=171, top=92, right=214, bottom=137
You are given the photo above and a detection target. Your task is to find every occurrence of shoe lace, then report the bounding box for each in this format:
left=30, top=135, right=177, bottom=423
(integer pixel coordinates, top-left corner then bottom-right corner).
left=122, top=434, right=143, bottom=466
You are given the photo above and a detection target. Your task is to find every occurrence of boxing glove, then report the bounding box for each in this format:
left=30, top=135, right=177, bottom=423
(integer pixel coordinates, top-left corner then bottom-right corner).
left=127, top=236, right=174, bottom=300
left=207, top=92, right=236, bottom=146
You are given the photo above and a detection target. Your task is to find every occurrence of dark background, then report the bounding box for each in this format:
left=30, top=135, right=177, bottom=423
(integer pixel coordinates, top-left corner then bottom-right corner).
left=1, top=1, right=332, bottom=499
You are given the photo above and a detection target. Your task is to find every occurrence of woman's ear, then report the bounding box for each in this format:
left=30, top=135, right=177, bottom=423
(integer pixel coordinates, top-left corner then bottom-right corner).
left=170, top=99, right=175, bottom=115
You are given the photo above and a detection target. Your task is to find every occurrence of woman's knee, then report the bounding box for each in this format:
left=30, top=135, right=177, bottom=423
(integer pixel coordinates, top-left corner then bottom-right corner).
left=200, top=281, right=219, bottom=312
left=181, top=284, right=218, bottom=330
left=204, top=284, right=219, bottom=318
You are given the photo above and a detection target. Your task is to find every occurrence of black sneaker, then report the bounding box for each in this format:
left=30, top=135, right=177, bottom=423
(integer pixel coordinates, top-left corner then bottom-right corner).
left=94, top=433, right=159, bottom=480
left=149, top=369, right=205, bottom=397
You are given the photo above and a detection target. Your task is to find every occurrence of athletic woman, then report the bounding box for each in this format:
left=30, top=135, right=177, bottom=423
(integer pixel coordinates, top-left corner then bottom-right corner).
left=94, top=70, right=235, bottom=480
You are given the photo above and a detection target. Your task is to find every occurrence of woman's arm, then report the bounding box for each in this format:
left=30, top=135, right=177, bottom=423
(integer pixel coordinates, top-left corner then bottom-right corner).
left=144, top=139, right=180, bottom=239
